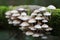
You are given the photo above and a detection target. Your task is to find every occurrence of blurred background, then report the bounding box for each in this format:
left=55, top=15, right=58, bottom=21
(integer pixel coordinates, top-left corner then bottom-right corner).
left=0, top=0, right=60, bottom=40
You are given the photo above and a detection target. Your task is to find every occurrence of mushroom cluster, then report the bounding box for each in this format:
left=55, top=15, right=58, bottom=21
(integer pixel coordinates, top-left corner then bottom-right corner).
left=5, top=5, right=56, bottom=37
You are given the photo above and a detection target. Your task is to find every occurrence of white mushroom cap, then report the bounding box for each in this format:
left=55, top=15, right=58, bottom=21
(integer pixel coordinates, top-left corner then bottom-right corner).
left=8, top=21, right=13, bottom=24
left=41, top=36, right=48, bottom=39
left=5, top=11, right=11, bottom=16
left=21, top=12, right=27, bottom=16
left=12, top=20, right=20, bottom=25
left=34, top=24, right=42, bottom=29
left=5, top=16, right=10, bottom=18
left=35, top=16, right=43, bottom=20
left=28, top=19, right=36, bottom=23
left=10, top=10, right=18, bottom=14
left=37, top=13, right=42, bottom=16
left=32, top=33, right=40, bottom=37
left=17, top=8, right=25, bottom=11
left=33, top=9, right=40, bottom=13
left=20, top=22, right=29, bottom=26
left=45, top=27, right=53, bottom=31
left=31, top=12, right=37, bottom=16
left=28, top=27, right=36, bottom=30
left=25, top=31, right=34, bottom=36
left=47, top=5, right=56, bottom=9
left=39, top=7, right=47, bottom=11
left=10, top=16, right=15, bottom=20
left=12, top=13, right=20, bottom=16
left=19, top=26, right=25, bottom=30
left=42, top=19, right=48, bottom=23
left=42, top=24, right=49, bottom=28
left=44, top=12, right=51, bottom=16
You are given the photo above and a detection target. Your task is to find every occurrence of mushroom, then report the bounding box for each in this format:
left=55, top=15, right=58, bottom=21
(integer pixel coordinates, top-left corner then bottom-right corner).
left=5, top=11, right=11, bottom=16
left=25, top=31, right=34, bottom=36
left=19, top=26, right=25, bottom=30
left=47, top=5, right=56, bottom=10
left=12, top=13, right=20, bottom=16
left=20, top=22, right=29, bottom=27
left=45, top=27, right=53, bottom=31
left=12, top=20, right=20, bottom=26
left=33, top=9, right=40, bottom=13
left=32, top=33, right=40, bottom=37
left=42, top=19, right=48, bottom=23
left=5, top=16, right=10, bottom=18
left=10, top=10, right=18, bottom=14
left=37, top=13, right=42, bottom=17
left=34, top=24, right=42, bottom=29
left=43, top=12, right=51, bottom=16
left=42, top=24, right=49, bottom=28
left=8, top=20, right=13, bottom=24
left=35, top=16, right=43, bottom=20
left=17, top=8, right=25, bottom=11
left=21, top=12, right=27, bottom=16
left=28, top=26, right=36, bottom=30
left=28, top=19, right=36, bottom=23
left=31, top=12, right=37, bottom=16
left=41, top=36, right=48, bottom=39
left=39, top=7, right=47, bottom=11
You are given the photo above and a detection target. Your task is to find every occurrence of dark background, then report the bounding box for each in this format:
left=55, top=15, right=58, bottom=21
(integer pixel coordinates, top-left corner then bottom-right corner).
left=0, top=0, right=60, bottom=8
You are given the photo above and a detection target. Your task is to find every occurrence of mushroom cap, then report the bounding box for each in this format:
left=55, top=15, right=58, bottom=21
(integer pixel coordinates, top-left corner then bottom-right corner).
left=5, top=16, right=10, bottom=18
left=8, top=21, right=13, bottom=24
left=37, top=13, right=42, bottom=16
left=45, top=27, right=53, bottom=31
left=5, top=11, right=11, bottom=16
left=39, top=7, right=47, bottom=11
left=18, top=16, right=29, bottom=21
left=35, top=16, right=43, bottom=20
left=25, top=31, right=34, bottom=36
left=32, top=33, right=40, bottom=37
left=12, top=13, right=20, bottom=16
left=20, top=22, right=29, bottom=26
left=47, top=5, right=56, bottom=9
left=21, top=12, right=27, bottom=16
left=43, top=12, right=51, bottom=16
left=10, top=10, right=18, bottom=14
left=31, top=12, right=37, bottom=16
left=41, top=36, right=48, bottom=39
left=33, top=9, right=40, bottom=13
left=12, top=20, right=20, bottom=25
left=17, top=8, right=25, bottom=11
left=19, top=26, right=25, bottom=30
left=42, top=19, right=48, bottom=23
left=28, top=19, right=36, bottom=23
left=28, top=27, right=36, bottom=30
left=34, top=24, right=42, bottom=29
left=42, top=24, right=49, bottom=28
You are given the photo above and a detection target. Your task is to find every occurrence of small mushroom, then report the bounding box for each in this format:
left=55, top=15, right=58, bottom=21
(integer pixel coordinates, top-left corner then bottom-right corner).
left=45, top=27, right=53, bottom=31
left=28, top=19, right=36, bottom=23
left=43, top=12, right=51, bottom=16
left=42, top=24, right=49, bottom=28
left=32, top=33, right=40, bottom=37
left=37, top=13, right=42, bottom=17
left=25, top=31, right=34, bottom=36
left=34, top=24, right=42, bottom=29
left=42, top=19, right=48, bottom=23
left=8, top=20, right=13, bottom=24
left=20, top=22, right=29, bottom=27
left=31, top=12, right=37, bottom=16
left=28, top=26, right=36, bottom=30
left=21, top=12, right=27, bottom=16
left=35, top=16, right=43, bottom=20
left=47, top=5, right=56, bottom=10
left=12, top=20, right=20, bottom=25
left=12, top=13, right=20, bottom=16
left=5, top=11, right=11, bottom=16
left=10, top=10, right=18, bottom=14
left=39, top=7, right=47, bottom=11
